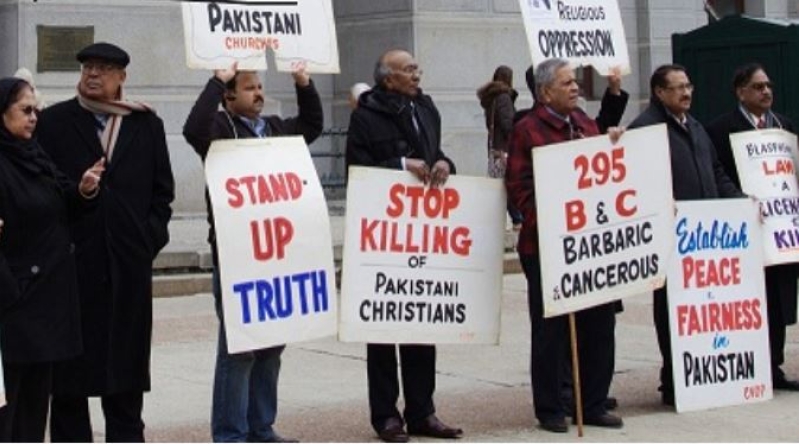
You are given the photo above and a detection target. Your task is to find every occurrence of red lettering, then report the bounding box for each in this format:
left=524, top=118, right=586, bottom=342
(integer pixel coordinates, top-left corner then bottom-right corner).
left=615, top=189, right=637, bottom=217
left=250, top=217, right=294, bottom=261
left=565, top=200, right=586, bottom=231
left=226, top=178, right=244, bottom=208
left=681, top=256, right=741, bottom=289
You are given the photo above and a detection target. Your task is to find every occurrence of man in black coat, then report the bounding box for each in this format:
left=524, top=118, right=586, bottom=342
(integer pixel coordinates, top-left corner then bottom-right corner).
left=705, top=63, right=799, bottom=391
left=628, top=64, right=743, bottom=406
left=36, top=42, right=175, bottom=442
left=346, top=49, right=462, bottom=443
left=183, top=63, right=322, bottom=443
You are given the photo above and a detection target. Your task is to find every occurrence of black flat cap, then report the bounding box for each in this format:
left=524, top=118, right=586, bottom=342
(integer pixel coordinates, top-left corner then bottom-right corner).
left=76, top=42, right=130, bottom=68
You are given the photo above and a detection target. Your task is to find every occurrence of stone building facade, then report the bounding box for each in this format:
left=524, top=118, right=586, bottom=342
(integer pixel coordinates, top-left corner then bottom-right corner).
left=1, top=0, right=796, bottom=213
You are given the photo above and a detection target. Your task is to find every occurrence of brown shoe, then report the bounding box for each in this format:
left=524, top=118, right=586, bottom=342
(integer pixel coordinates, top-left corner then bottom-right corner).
left=407, top=415, right=463, bottom=439
left=378, top=417, right=409, bottom=443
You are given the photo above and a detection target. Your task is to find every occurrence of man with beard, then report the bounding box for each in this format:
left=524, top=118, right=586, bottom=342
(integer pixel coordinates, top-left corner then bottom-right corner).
left=628, top=64, right=742, bottom=406
left=183, top=62, right=322, bottom=442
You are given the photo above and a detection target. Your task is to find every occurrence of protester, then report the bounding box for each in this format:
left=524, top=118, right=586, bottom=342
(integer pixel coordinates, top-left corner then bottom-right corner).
left=346, top=49, right=463, bottom=443
left=628, top=64, right=742, bottom=406
left=506, top=57, right=623, bottom=433
left=476, top=65, right=523, bottom=229
left=183, top=62, right=323, bottom=443
left=0, top=76, right=103, bottom=442
left=36, top=42, right=175, bottom=442
left=349, top=82, right=371, bottom=110
left=705, top=63, right=799, bottom=391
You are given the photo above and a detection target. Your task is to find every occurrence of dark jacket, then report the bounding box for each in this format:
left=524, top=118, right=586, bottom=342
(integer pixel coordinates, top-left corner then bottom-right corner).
left=183, top=76, right=324, bottom=250
left=477, top=81, right=517, bottom=154
left=0, top=136, right=82, bottom=364
left=37, top=98, right=175, bottom=395
left=346, top=86, right=455, bottom=174
left=706, top=107, right=798, bottom=325
left=628, top=98, right=741, bottom=201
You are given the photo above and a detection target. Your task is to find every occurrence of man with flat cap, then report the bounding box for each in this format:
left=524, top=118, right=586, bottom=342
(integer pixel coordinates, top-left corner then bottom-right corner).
left=36, top=41, right=174, bottom=442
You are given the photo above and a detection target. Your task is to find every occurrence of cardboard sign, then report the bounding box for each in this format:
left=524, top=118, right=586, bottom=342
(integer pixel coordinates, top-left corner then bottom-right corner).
left=730, top=129, right=799, bottom=265
left=205, top=137, right=337, bottom=353
left=667, top=199, right=772, bottom=412
left=182, top=0, right=340, bottom=72
left=339, top=167, right=505, bottom=344
left=518, top=0, right=630, bottom=75
left=533, top=124, right=673, bottom=317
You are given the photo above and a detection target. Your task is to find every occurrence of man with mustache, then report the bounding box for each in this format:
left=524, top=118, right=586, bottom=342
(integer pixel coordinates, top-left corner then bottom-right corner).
left=706, top=63, right=799, bottom=392
left=183, top=63, right=323, bottom=442
left=628, top=64, right=742, bottom=406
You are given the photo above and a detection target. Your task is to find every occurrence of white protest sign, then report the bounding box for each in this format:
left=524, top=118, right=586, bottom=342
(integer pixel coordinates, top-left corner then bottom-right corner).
left=667, top=199, right=772, bottom=413
left=205, top=137, right=337, bottom=353
left=182, top=0, right=340, bottom=73
left=533, top=124, right=673, bottom=317
left=730, top=129, right=799, bottom=265
left=518, top=0, right=630, bottom=75
left=339, top=167, right=505, bottom=344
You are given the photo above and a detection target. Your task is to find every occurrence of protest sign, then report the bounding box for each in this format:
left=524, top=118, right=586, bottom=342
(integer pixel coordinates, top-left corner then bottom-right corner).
left=533, top=124, right=672, bottom=317
left=730, top=129, right=799, bottom=265
left=339, top=167, right=505, bottom=344
left=518, top=0, right=630, bottom=75
left=182, top=0, right=340, bottom=72
left=667, top=199, right=772, bottom=412
left=205, top=137, right=337, bottom=353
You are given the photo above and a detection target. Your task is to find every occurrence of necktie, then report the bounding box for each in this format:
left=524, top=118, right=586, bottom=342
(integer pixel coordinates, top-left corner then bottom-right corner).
left=757, top=117, right=767, bottom=129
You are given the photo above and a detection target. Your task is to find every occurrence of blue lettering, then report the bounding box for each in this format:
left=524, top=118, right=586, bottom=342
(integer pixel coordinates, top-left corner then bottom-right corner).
left=676, top=218, right=749, bottom=255
left=233, top=282, right=255, bottom=324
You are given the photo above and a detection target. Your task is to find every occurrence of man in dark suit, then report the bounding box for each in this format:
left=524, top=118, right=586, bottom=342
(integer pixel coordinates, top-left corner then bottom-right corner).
left=705, top=63, right=799, bottom=391
left=346, top=49, right=462, bottom=443
left=37, top=42, right=175, bottom=442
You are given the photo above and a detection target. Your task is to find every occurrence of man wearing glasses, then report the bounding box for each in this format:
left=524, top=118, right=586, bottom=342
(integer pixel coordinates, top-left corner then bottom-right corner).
left=36, top=42, right=175, bottom=442
left=346, top=49, right=461, bottom=443
left=628, top=64, right=742, bottom=406
left=706, top=63, right=799, bottom=392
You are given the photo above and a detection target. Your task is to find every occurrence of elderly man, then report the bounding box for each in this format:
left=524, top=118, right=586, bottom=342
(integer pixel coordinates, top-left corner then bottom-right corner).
left=37, top=42, right=175, bottom=442
left=628, top=64, right=742, bottom=406
left=346, top=49, right=462, bottom=443
left=183, top=62, right=323, bottom=442
left=705, top=63, right=799, bottom=392
left=506, top=57, right=622, bottom=433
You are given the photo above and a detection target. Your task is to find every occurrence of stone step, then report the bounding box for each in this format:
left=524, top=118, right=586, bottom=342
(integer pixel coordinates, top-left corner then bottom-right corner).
left=152, top=252, right=522, bottom=298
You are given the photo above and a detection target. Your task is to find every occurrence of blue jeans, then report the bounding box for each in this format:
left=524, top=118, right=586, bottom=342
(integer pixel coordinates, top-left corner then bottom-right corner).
left=211, top=269, right=286, bottom=442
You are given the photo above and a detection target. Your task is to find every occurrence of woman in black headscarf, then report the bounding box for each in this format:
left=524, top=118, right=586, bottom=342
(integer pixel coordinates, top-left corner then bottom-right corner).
left=0, top=77, right=104, bottom=441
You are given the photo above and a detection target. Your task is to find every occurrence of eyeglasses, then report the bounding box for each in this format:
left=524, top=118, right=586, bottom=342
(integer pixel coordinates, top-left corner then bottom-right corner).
left=663, top=83, right=694, bottom=93
left=16, top=105, right=36, bottom=116
left=748, top=81, right=773, bottom=92
left=81, top=62, right=120, bottom=74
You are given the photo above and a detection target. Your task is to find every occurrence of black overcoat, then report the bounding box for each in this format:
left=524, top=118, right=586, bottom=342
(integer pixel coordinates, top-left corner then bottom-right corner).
left=706, top=108, right=799, bottom=325
left=0, top=141, right=82, bottom=364
left=36, top=98, right=175, bottom=395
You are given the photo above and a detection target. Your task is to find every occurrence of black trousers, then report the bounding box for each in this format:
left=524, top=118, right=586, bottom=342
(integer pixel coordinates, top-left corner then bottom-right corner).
left=520, top=253, right=616, bottom=422
left=367, top=343, right=436, bottom=432
left=653, top=286, right=673, bottom=393
left=0, top=361, right=51, bottom=442
left=50, top=392, right=144, bottom=442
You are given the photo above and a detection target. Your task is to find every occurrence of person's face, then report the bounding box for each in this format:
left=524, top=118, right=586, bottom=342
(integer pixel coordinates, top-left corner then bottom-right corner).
left=655, top=70, right=693, bottom=118
left=384, top=51, right=422, bottom=98
left=2, top=86, right=37, bottom=140
left=78, top=58, right=126, bottom=101
left=541, top=65, right=579, bottom=115
left=227, top=72, right=264, bottom=119
left=737, top=69, right=773, bottom=117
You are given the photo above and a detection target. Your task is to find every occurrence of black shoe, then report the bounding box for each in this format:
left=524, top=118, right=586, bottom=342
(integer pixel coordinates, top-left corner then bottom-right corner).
left=407, top=415, right=463, bottom=439
left=580, top=413, right=623, bottom=428
left=539, top=418, right=568, bottom=433
left=774, top=377, right=799, bottom=391
left=378, top=418, right=409, bottom=443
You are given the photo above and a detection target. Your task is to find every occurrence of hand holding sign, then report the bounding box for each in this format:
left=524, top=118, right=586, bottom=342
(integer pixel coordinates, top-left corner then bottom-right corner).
left=214, top=62, right=239, bottom=84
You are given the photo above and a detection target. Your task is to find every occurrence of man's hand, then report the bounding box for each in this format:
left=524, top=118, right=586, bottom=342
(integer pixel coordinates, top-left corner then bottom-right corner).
left=607, top=126, right=625, bottom=145
left=607, top=66, right=623, bottom=96
left=214, top=62, right=238, bottom=84
left=291, top=63, right=310, bottom=88
left=429, top=160, right=451, bottom=188
left=405, top=158, right=430, bottom=183
left=79, top=157, right=106, bottom=198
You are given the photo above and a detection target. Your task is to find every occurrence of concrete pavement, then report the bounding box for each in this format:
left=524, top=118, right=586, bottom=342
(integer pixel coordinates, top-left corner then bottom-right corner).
left=82, top=273, right=799, bottom=442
